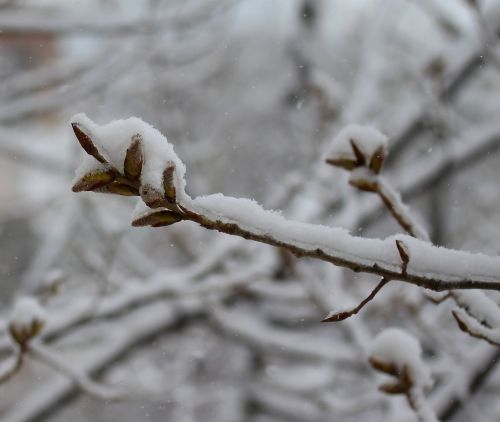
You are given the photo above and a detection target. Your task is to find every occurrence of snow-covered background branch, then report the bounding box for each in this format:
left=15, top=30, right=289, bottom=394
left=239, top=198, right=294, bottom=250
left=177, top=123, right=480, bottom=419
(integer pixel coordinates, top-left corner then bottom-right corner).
left=2, top=1, right=500, bottom=421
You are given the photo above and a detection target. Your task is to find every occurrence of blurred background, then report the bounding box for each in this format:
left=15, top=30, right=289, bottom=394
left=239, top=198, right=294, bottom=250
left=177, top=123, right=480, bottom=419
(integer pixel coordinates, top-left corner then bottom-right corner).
left=2, top=0, right=500, bottom=421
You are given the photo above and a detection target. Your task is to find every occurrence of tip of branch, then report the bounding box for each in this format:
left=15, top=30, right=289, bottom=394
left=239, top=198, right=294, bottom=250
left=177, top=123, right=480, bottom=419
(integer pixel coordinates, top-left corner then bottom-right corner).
left=321, top=311, right=351, bottom=322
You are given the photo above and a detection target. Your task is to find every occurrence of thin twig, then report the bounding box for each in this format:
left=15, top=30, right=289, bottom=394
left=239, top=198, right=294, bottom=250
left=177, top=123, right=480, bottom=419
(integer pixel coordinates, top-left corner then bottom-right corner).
left=0, top=347, right=25, bottom=384
left=321, top=278, right=389, bottom=322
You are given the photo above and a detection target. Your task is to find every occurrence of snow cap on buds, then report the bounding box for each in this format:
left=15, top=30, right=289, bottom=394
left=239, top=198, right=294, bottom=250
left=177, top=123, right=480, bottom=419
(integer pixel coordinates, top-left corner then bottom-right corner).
left=369, top=328, right=432, bottom=391
left=325, top=124, right=388, bottom=174
left=8, top=297, right=46, bottom=347
left=70, top=114, right=187, bottom=203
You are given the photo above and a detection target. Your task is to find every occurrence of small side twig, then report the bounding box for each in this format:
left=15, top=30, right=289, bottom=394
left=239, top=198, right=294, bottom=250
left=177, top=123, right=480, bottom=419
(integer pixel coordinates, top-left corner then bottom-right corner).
left=0, top=346, right=25, bottom=384
left=452, top=308, right=500, bottom=347
left=321, top=278, right=389, bottom=322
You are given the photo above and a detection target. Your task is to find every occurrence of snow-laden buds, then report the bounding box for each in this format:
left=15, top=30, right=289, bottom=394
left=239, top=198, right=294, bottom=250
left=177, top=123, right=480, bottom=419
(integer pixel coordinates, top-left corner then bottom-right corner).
left=369, top=328, right=433, bottom=395
left=71, top=119, right=142, bottom=197
left=369, top=328, right=432, bottom=391
left=139, top=162, right=179, bottom=210
left=325, top=124, right=388, bottom=174
left=71, top=114, right=188, bottom=227
left=8, top=297, right=46, bottom=348
left=369, top=328, right=437, bottom=421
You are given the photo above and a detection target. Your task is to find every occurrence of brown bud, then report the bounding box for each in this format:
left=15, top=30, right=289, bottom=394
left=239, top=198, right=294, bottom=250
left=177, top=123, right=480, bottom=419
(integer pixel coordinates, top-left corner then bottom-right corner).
left=97, top=182, right=139, bottom=196
left=349, top=177, right=378, bottom=192
left=72, top=168, right=116, bottom=192
left=9, top=319, right=44, bottom=347
left=132, top=209, right=182, bottom=227
left=325, top=157, right=358, bottom=170
left=369, top=356, right=400, bottom=377
left=163, top=163, right=177, bottom=203
left=123, top=134, right=143, bottom=180
left=71, top=123, right=107, bottom=164
left=349, top=139, right=366, bottom=166
left=395, top=239, right=410, bottom=265
left=369, top=146, right=385, bottom=174
left=140, top=184, right=166, bottom=208
left=379, top=381, right=408, bottom=395
left=8, top=298, right=46, bottom=347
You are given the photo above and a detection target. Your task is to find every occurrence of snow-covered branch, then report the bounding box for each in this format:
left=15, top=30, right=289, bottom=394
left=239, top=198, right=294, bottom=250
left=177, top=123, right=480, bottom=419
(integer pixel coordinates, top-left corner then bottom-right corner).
left=70, top=115, right=500, bottom=294
left=28, top=342, right=122, bottom=401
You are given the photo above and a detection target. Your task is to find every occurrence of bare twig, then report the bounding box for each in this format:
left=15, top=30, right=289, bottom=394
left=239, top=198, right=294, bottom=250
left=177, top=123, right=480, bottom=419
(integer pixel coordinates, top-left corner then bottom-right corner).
left=0, top=347, right=25, bottom=384
left=321, top=278, right=389, bottom=322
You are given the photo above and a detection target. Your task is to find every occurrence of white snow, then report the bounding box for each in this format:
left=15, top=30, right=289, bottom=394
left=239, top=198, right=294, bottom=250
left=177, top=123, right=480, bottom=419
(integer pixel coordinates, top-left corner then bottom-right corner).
left=408, top=387, right=439, bottom=422
left=451, top=307, right=500, bottom=344
left=349, top=166, right=378, bottom=188
left=325, top=124, right=388, bottom=165
left=190, top=192, right=500, bottom=287
left=369, top=328, right=432, bottom=388
left=377, top=177, right=430, bottom=241
left=453, top=290, right=500, bottom=327
left=70, top=113, right=187, bottom=199
left=9, top=297, right=46, bottom=332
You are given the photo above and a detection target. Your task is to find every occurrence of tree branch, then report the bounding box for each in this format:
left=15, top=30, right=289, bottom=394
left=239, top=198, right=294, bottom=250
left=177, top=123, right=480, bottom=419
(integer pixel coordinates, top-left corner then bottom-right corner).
left=69, top=115, right=500, bottom=295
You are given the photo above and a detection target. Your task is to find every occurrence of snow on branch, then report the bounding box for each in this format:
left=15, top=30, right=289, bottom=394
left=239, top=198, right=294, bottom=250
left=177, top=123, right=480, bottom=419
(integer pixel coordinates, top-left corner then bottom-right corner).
left=325, top=123, right=429, bottom=241
left=325, top=126, right=500, bottom=346
left=451, top=290, right=500, bottom=347
left=324, top=124, right=500, bottom=414
left=325, top=124, right=388, bottom=174
left=70, top=115, right=500, bottom=294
